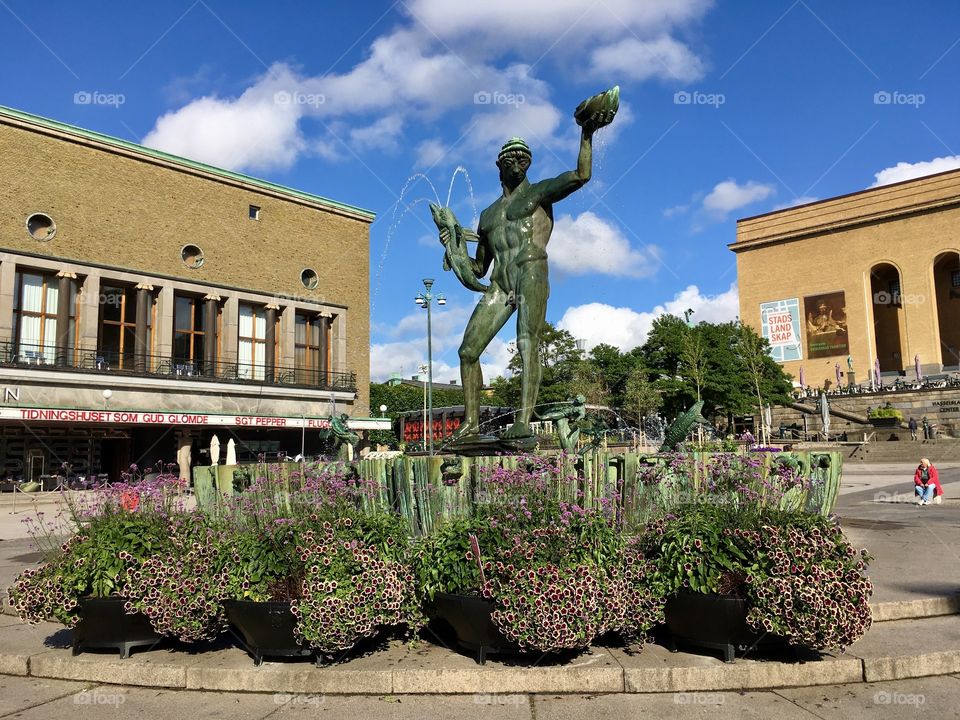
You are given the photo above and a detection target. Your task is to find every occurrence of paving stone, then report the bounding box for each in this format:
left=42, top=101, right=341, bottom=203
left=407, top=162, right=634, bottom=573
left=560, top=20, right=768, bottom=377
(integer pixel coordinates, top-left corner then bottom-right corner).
left=777, top=676, right=960, bottom=719
left=534, top=691, right=813, bottom=720
left=390, top=641, right=623, bottom=694
left=0, top=619, right=63, bottom=676
left=272, top=693, right=532, bottom=718
left=610, top=642, right=863, bottom=692
left=1, top=684, right=284, bottom=720
left=0, top=674, right=90, bottom=716
left=185, top=640, right=395, bottom=694
left=848, top=615, right=960, bottom=681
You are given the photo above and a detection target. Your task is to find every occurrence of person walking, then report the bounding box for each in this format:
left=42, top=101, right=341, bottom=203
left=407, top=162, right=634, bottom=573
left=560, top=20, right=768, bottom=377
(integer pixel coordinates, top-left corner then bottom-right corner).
left=914, top=458, right=943, bottom=505
left=908, top=416, right=918, bottom=440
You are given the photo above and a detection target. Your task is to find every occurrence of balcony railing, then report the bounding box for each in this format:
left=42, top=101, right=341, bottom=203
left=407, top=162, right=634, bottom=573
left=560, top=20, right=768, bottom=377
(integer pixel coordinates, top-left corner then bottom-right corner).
left=0, top=342, right=357, bottom=393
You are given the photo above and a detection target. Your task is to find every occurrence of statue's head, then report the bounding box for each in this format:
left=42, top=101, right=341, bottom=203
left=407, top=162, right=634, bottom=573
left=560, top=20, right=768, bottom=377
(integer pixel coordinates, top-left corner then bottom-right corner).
left=496, top=137, right=531, bottom=189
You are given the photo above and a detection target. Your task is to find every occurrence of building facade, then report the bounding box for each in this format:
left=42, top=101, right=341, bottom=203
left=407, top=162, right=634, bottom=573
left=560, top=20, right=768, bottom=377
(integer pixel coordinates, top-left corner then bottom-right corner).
left=732, top=169, right=960, bottom=389
left=0, top=105, right=381, bottom=481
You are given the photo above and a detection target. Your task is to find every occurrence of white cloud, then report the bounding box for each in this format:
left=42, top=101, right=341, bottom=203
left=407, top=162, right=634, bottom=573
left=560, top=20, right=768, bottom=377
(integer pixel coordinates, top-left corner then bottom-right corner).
left=557, top=282, right=739, bottom=351
left=143, top=70, right=305, bottom=172
left=405, top=0, right=712, bottom=70
left=772, top=195, right=819, bottom=210
left=589, top=35, right=705, bottom=83
left=550, top=211, right=660, bottom=278
left=370, top=305, right=511, bottom=383
left=415, top=138, right=449, bottom=168
left=871, top=155, right=960, bottom=187
left=702, top=179, right=775, bottom=217
left=349, top=114, right=404, bottom=151
left=143, top=0, right=711, bottom=173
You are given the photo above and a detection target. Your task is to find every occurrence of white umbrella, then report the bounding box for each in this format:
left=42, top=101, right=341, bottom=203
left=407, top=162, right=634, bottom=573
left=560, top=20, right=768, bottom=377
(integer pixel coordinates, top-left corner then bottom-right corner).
left=225, top=438, right=237, bottom=466
left=763, top=404, right=773, bottom=445
left=176, top=440, right=192, bottom=483
left=210, top=435, right=221, bottom=466
left=915, top=354, right=922, bottom=382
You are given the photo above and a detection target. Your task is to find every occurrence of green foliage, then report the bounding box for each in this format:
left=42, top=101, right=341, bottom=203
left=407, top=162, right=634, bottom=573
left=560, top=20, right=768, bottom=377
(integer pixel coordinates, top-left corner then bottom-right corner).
left=641, top=503, right=873, bottom=650
left=868, top=407, right=904, bottom=420
left=9, top=512, right=172, bottom=626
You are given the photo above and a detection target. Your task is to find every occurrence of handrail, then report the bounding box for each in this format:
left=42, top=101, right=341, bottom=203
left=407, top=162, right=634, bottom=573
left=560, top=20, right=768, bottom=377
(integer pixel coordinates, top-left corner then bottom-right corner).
left=0, top=341, right=357, bottom=393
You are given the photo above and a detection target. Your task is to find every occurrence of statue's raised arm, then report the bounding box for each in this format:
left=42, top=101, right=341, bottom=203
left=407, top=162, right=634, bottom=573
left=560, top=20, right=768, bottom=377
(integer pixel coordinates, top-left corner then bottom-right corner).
left=534, top=86, right=619, bottom=205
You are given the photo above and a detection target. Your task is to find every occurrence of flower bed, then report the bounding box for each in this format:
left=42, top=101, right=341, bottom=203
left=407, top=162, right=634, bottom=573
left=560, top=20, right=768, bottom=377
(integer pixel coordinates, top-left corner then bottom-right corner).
left=8, top=451, right=870, bottom=666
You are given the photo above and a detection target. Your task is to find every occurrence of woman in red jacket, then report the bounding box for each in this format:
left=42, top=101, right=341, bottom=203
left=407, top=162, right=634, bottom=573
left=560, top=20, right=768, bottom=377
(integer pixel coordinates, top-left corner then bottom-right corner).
left=914, top=458, right=943, bottom=505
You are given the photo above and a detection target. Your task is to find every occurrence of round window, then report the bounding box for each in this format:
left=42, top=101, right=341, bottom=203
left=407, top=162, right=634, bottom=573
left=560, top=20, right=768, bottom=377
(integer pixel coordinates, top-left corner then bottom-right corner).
left=300, top=268, right=319, bottom=289
left=181, top=244, right=205, bottom=269
left=26, top=213, right=56, bottom=241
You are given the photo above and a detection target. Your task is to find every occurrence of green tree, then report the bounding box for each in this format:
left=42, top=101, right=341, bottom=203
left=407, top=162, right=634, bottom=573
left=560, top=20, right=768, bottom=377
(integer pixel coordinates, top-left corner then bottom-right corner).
left=494, top=322, right=582, bottom=408
left=623, top=366, right=662, bottom=423
left=733, top=321, right=793, bottom=442
left=680, top=324, right=707, bottom=402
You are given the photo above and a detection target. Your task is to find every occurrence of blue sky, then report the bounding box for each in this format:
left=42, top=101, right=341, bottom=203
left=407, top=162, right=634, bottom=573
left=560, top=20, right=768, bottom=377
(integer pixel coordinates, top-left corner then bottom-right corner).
left=3, top=1, right=960, bottom=383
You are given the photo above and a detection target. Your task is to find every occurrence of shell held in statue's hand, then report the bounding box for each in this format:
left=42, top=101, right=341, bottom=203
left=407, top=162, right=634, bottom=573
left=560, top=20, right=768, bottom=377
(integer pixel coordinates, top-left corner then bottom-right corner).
left=575, top=85, right=620, bottom=131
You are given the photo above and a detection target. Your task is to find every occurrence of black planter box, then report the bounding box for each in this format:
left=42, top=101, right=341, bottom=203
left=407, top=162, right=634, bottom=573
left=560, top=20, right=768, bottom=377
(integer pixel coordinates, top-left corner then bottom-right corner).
left=665, top=592, right=777, bottom=663
left=73, top=597, right=161, bottom=659
left=869, top=417, right=901, bottom=428
left=432, top=592, right=519, bottom=664
left=224, top=600, right=315, bottom=666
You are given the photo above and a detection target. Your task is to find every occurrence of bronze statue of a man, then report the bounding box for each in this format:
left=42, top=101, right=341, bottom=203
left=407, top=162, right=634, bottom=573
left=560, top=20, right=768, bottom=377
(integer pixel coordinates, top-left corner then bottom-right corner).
left=434, top=87, right=619, bottom=444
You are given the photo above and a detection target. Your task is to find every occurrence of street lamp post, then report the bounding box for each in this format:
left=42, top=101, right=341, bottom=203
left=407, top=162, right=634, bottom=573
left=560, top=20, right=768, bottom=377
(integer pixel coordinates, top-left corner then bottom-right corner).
left=415, top=279, right=445, bottom=456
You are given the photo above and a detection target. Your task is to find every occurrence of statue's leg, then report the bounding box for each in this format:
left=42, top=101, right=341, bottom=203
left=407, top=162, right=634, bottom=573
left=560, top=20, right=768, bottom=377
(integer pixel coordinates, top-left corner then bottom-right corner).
left=503, top=260, right=548, bottom=438
left=456, top=286, right=513, bottom=437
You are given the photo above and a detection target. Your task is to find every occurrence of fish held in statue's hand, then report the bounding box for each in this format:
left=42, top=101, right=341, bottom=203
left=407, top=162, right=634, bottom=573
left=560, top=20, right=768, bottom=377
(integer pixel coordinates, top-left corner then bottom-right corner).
left=428, top=203, right=490, bottom=293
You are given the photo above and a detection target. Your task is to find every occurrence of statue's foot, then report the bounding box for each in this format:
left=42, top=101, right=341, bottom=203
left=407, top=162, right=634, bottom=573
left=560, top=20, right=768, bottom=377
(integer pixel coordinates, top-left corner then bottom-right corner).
left=501, top=422, right=533, bottom=439
left=449, top=422, right=481, bottom=441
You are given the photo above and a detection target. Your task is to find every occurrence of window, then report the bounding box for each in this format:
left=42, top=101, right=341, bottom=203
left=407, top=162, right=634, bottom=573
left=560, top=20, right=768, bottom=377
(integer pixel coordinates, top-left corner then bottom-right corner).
left=239, top=304, right=267, bottom=380
left=173, top=295, right=208, bottom=373
left=180, top=244, right=204, bottom=269
left=25, top=213, right=56, bottom=241
left=12, top=271, right=75, bottom=362
left=295, top=312, right=325, bottom=384
left=249, top=205, right=261, bottom=220
left=99, top=285, right=151, bottom=369
left=952, top=269, right=960, bottom=288
left=300, top=268, right=319, bottom=289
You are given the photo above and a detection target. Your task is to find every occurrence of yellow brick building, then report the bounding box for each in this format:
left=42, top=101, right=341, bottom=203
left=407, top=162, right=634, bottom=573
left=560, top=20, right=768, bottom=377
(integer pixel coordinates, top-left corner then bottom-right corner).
left=732, top=169, right=960, bottom=389
left=0, top=105, right=382, bottom=481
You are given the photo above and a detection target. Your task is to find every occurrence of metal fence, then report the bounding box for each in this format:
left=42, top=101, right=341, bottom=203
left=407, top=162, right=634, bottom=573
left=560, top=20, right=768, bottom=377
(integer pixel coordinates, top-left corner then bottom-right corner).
left=0, top=341, right=356, bottom=392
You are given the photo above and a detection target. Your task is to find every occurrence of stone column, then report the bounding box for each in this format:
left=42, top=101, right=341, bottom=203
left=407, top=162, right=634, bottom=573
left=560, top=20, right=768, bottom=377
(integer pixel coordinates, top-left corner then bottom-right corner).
left=279, top=305, right=295, bottom=370
left=0, top=258, right=16, bottom=346
left=55, top=271, right=77, bottom=367
left=79, top=272, right=100, bottom=352
left=203, top=294, right=220, bottom=376
left=134, top=282, right=153, bottom=373
left=318, top=312, right=332, bottom=387
left=155, top=285, right=174, bottom=359
left=264, top=303, right=279, bottom=383
left=221, top=296, right=239, bottom=364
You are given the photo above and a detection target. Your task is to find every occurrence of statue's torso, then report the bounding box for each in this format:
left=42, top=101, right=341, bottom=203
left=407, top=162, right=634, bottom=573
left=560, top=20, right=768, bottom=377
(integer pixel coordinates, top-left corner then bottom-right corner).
left=478, top=183, right=553, bottom=291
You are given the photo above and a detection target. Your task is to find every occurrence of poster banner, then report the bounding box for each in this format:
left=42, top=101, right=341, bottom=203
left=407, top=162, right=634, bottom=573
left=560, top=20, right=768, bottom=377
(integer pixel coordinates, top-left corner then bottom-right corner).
left=760, top=298, right=803, bottom=362
left=803, top=291, right=849, bottom=358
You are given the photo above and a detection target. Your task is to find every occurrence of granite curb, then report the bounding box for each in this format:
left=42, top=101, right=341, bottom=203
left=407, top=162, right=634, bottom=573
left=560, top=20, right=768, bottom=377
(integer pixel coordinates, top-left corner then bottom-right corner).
left=0, top=615, right=958, bottom=695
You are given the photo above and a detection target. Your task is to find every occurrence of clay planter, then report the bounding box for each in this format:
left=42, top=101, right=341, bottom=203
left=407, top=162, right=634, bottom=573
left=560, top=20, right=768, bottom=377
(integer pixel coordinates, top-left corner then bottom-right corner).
left=73, top=597, right=161, bottom=659
left=665, top=592, right=780, bottom=663
left=223, top=600, right=316, bottom=666
left=431, top=592, right=519, bottom=665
